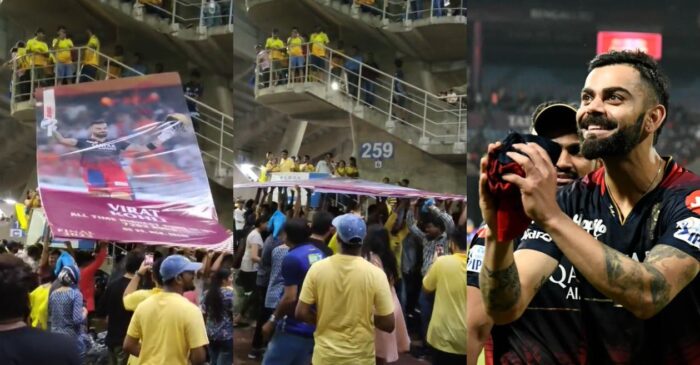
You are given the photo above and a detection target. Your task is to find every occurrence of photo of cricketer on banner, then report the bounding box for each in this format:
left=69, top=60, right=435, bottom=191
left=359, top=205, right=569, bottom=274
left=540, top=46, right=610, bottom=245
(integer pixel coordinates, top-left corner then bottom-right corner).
left=34, top=73, right=231, bottom=248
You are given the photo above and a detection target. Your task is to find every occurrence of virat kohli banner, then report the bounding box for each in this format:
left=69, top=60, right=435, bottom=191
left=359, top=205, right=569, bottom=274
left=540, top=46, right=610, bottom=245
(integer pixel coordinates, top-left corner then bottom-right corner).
left=35, top=73, right=231, bottom=248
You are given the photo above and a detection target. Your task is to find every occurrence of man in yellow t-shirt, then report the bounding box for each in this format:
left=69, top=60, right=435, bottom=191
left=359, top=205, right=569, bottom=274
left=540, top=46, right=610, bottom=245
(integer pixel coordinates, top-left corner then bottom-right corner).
left=422, top=228, right=467, bottom=363
left=26, top=28, right=49, bottom=86
left=297, top=155, right=316, bottom=172
left=287, top=27, right=305, bottom=83
left=296, top=214, right=395, bottom=365
left=309, top=25, right=330, bottom=79
left=52, top=26, right=74, bottom=85
left=80, top=27, right=100, bottom=83
left=278, top=149, right=296, bottom=173
left=265, top=28, right=285, bottom=85
left=124, top=255, right=208, bottom=365
left=121, top=257, right=164, bottom=365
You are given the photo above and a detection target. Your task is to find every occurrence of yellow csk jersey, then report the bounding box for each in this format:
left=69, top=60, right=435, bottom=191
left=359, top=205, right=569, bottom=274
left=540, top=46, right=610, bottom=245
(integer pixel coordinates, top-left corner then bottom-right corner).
left=265, top=37, right=285, bottom=60
left=287, top=37, right=304, bottom=57
left=26, top=37, right=49, bottom=67
left=345, top=166, right=359, bottom=178
left=53, top=38, right=74, bottom=64
left=84, top=35, right=100, bottom=66
left=310, top=32, right=329, bottom=57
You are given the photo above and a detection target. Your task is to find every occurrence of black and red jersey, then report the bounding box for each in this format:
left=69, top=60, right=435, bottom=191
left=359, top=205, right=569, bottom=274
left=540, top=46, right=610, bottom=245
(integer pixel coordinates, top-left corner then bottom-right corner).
left=518, top=158, right=700, bottom=364
left=468, top=226, right=586, bottom=365
left=76, top=138, right=130, bottom=165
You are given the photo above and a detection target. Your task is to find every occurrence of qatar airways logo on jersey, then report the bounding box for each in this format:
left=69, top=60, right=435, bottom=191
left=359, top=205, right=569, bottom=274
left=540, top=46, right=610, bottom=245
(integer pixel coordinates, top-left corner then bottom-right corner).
left=572, top=214, right=607, bottom=238
left=550, top=264, right=580, bottom=301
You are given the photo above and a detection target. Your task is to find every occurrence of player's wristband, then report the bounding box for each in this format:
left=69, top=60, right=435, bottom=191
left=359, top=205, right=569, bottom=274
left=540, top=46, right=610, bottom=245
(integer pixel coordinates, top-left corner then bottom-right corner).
left=146, top=143, right=157, bottom=150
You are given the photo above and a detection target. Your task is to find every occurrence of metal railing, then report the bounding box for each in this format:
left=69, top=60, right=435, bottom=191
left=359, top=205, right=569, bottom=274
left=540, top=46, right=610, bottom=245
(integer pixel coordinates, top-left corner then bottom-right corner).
left=9, top=46, right=233, bottom=180
left=254, top=42, right=466, bottom=144
left=346, top=0, right=466, bottom=23
left=121, top=0, right=233, bottom=31
left=247, top=0, right=466, bottom=25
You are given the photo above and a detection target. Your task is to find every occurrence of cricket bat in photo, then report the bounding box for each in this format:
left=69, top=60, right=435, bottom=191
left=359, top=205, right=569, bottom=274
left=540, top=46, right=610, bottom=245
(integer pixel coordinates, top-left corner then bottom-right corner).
left=41, top=88, right=57, bottom=137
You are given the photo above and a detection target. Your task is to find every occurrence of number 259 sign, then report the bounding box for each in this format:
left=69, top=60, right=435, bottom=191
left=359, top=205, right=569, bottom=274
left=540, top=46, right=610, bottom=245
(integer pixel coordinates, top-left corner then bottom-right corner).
left=360, top=142, right=394, bottom=159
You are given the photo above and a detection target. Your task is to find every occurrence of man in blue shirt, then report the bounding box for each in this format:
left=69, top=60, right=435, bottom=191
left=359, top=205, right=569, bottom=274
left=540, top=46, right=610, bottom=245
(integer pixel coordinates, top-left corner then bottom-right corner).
left=344, top=46, right=363, bottom=101
left=267, top=201, right=286, bottom=240
left=261, top=218, right=326, bottom=365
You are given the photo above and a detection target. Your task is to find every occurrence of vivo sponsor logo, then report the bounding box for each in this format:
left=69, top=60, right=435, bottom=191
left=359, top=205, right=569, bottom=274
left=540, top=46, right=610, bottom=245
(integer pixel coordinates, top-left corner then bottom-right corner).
left=467, top=245, right=485, bottom=273
left=521, top=228, right=553, bottom=242
left=573, top=214, right=607, bottom=238
left=674, top=217, right=700, bottom=249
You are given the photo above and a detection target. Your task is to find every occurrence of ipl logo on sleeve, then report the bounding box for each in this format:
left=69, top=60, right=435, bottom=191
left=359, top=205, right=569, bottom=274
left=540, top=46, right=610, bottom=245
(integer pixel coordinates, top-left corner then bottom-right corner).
left=674, top=217, right=700, bottom=250
left=467, top=245, right=485, bottom=273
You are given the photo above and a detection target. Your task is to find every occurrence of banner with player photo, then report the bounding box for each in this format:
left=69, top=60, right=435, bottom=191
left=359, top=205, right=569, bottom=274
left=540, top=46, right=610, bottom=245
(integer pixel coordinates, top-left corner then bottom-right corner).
left=35, top=73, right=231, bottom=248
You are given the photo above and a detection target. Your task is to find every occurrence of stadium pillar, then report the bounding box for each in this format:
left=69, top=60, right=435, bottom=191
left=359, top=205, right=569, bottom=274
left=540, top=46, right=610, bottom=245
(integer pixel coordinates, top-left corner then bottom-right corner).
left=278, top=119, right=308, bottom=157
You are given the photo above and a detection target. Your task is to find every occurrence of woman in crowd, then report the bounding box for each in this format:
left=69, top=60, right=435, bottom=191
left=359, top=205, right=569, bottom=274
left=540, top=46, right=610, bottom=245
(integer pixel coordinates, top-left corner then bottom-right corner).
left=202, top=268, right=235, bottom=365
left=49, top=265, right=91, bottom=360
left=362, top=224, right=410, bottom=364
left=335, top=160, right=348, bottom=177
left=346, top=157, right=360, bottom=178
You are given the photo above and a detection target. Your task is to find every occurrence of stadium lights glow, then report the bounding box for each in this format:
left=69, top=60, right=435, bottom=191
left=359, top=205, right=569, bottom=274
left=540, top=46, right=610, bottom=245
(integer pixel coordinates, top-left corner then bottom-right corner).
left=238, top=163, right=259, bottom=182
left=3, top=199, right=17, bottom=205
left=331, top=81, right=340, bottom=91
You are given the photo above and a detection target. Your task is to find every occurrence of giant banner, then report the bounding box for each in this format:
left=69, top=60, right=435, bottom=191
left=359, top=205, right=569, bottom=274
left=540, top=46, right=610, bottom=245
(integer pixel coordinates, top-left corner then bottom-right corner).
left=35, top=73, right=231, bottom=248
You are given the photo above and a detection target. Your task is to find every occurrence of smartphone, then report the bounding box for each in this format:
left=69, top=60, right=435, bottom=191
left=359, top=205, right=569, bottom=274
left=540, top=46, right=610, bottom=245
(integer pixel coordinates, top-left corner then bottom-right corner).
left=144, top=253, right=154, bottom=266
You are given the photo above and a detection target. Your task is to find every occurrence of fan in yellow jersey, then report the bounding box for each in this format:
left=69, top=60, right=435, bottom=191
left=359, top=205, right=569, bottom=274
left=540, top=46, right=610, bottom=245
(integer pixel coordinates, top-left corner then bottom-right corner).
left=26, top=28, right=49, bottom=87
left=335, top=160, right=348, bottom=177
left=80, top=27, right=100, bottom=83
left=298, top=154, right=316, bottom=172
left=296, top=214, right=396, bottom=365
left=124, top=255, right=208, bottom=365
left=52, top=26, right=74, bottom=85
left=265, top=29, right=285, bottom=85
left=309, top=25, right=330, bottom=80
left=346, top=156, right=360, bottom=178
left=287, top=27, right=306, bottom=83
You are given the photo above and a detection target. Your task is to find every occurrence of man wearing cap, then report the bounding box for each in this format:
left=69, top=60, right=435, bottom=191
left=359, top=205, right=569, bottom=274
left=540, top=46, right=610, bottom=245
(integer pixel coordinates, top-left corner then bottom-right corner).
left=295, top=214, right=396, bottom=365
left=261, top=218, right=326, bottom=365
left=478, top=51, right=700, bottom=364
left=466, top=101, right=597, bottom=364
left=123, top=255, right=209, bottom=365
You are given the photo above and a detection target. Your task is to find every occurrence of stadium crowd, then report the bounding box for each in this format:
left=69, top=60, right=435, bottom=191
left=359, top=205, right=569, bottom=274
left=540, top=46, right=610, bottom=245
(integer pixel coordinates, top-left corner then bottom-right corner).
left=232, top=183, right=467, bottom=364
left=0, top=216, right=234, bottom=365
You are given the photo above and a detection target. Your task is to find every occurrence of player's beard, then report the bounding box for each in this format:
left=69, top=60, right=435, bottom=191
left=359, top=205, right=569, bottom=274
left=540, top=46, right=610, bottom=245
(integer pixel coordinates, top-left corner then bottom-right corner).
left=579, top=113, right=645, bottom=160
left=94, top=132, right=108, bottom=138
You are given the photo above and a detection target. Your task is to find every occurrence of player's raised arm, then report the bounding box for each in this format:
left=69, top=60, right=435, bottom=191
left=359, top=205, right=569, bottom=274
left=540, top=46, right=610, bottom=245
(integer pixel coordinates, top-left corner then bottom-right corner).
left=52, top=129, right=78, bottom=147
left=125, top=122, right=177, bottom=153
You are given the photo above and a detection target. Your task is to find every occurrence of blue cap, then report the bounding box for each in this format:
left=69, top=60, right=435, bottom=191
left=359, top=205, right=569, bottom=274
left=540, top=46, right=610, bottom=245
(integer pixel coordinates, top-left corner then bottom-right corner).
left=332, top=213, right=367, bottom=245
left=160, top=255, right=203, bottom=281
left=421, top=198, right=436, bottom=213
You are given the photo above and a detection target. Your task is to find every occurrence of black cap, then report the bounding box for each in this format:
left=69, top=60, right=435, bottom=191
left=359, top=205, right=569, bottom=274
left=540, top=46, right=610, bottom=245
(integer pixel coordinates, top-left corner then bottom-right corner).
left=532, top=102, right=578, bottom=139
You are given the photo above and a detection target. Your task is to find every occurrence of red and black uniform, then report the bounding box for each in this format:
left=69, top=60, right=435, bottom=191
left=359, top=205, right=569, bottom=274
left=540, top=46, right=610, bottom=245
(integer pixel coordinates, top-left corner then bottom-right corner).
left=518, top=158, right=700, bottom=364
left=468, top=226, right=586, bottom=365
left=76, top=137, right=132, bottom=195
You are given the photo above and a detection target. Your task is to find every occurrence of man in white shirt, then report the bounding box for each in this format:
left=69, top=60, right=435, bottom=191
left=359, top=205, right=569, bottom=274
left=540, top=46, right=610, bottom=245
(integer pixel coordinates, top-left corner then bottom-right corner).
left=234, top=200, right=246, bottom=250
left=315, top=153, right=334, bottom=174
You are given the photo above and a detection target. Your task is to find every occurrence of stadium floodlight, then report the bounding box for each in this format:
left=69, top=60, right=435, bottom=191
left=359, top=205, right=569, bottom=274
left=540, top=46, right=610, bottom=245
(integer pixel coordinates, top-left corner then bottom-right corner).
left=238, top=163, right=259, bottom=182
